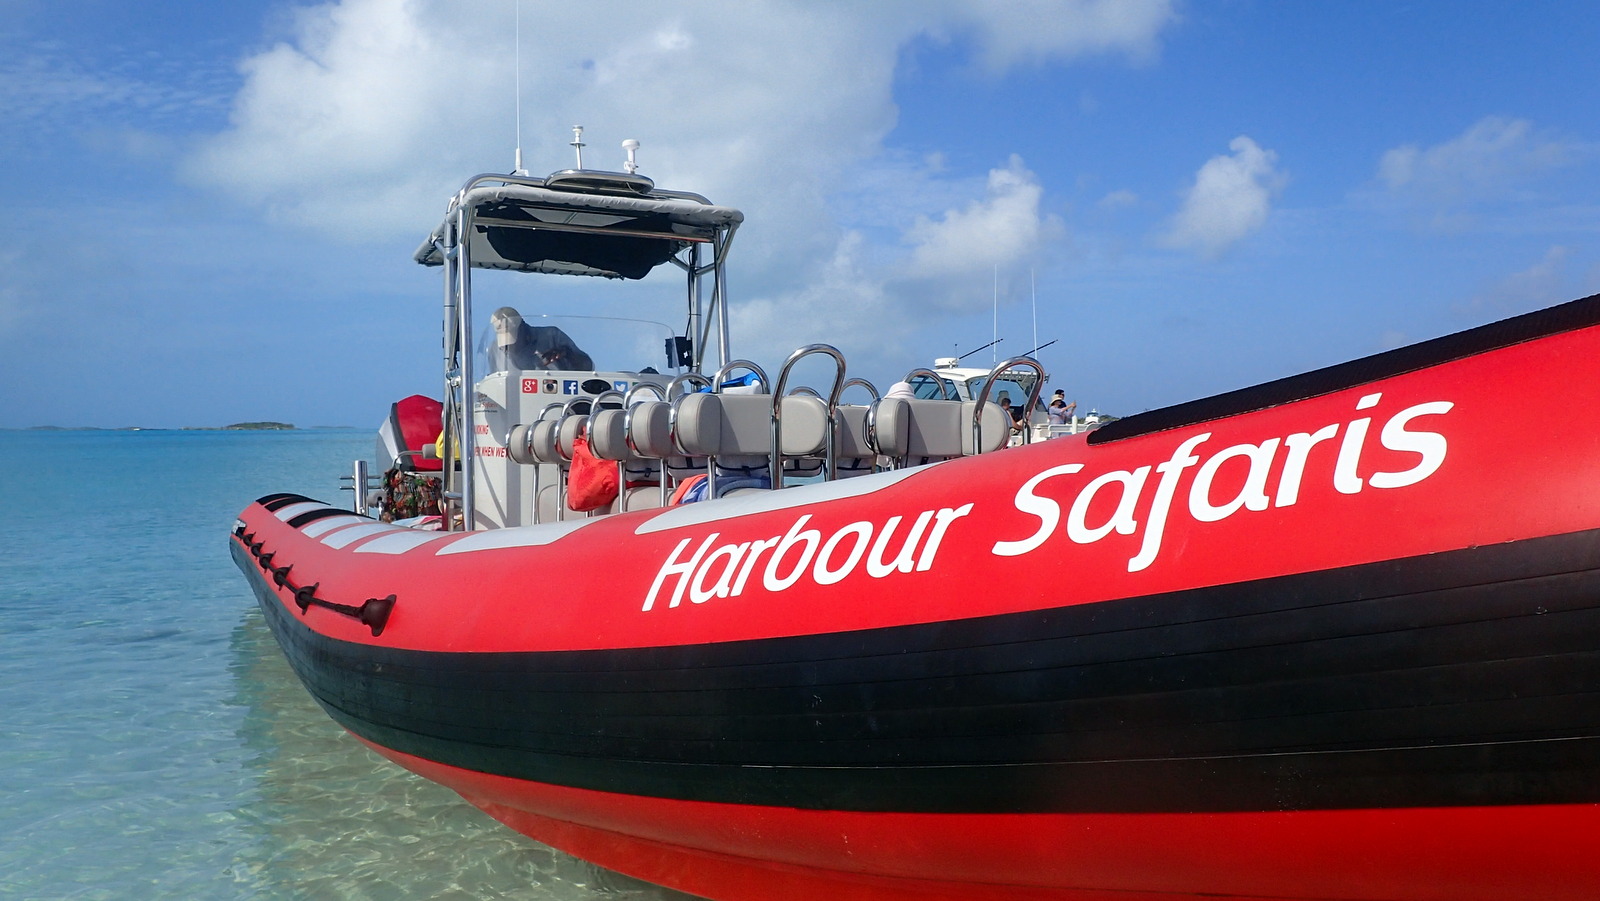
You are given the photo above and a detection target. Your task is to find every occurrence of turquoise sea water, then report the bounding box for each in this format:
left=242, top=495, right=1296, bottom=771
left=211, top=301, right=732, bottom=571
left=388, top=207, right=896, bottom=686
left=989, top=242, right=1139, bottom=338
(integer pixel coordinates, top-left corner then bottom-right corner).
left=0, top=429, right=689, bottom=900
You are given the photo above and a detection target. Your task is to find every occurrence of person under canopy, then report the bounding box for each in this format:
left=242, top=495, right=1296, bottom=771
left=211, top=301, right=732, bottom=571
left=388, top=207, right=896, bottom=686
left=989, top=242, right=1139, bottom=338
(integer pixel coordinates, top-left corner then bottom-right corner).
left=488, top=307, right=595, bottom=372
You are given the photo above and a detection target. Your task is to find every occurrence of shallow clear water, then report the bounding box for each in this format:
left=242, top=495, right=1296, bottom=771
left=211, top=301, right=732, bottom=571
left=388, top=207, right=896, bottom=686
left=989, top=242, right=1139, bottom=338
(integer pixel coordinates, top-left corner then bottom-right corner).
left=0, top=430, right=692, bottom=900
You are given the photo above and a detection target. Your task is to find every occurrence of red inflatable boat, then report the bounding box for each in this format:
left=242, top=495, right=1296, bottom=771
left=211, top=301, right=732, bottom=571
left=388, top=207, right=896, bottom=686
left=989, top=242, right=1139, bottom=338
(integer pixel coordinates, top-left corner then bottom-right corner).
left=232, top=147, right=1600, bottom=900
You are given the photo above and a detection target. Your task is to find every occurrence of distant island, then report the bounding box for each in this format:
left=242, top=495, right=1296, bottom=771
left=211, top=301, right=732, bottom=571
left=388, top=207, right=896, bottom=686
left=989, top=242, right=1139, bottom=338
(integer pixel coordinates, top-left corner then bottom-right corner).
left=17, top=423, right=306, bottom=432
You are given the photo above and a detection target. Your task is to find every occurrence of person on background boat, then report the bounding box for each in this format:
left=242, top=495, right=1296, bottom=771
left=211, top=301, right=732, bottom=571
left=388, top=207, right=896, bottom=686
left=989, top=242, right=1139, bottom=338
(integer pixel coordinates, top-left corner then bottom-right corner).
left=998, top=393, right=1025, bottom=433
left=1047, top=390, right=1076, bottom=426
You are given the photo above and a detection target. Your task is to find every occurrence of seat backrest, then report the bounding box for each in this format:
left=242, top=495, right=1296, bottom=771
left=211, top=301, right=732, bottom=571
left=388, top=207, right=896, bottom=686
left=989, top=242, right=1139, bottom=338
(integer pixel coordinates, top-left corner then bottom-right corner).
left=507, top=403, right=563, bottom=466
left=675, top=392, right=763, bottom=457
left=586, top=406, right=662, bottom=512
left=871, top=397, right=1009, bottom=461
left=965, top=400, right=1010, bottom=454
left=588, top=408, right=634, bottom=461
left=674, top=393, right=767, bottom=497
left=620, top=397, right=701, bottom=505
left=779, top=395, right=829, bottom=457
left=834, top=403, right=876, bottom=476
left=871, top=397, right=954, bottom=459
left=527, top=419, right=564, bottom=464
left=674, top=393, right=829, bottom=458
left=626, top=400, right=677, bottom=459
left=556, top=413, right=586, bottom=460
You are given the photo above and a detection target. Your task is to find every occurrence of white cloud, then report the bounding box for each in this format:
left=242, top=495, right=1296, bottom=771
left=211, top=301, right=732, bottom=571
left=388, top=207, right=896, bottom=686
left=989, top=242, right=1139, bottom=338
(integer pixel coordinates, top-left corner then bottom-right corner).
left=0, top=45, right=233, bottom=151
left=0, top=54, right=126, bottom=120
left=1457, top=245, right=1574, bottom=318
left=731, top=156, right=1057, bottom=372
left=183, top=0, right=1181, bottom=231
left=1380, top=117, right=1576, bottom=195
left=182, top=0, right=1177, bottom=358
left=730, top=230, right=899, bottom=366
left=1377, top=329, right=1411, bottom=351
left=1162, top=136, right=1285, bottom=259
left=942, top=0, right=1179, bottom=71
left=903, top=156, right=1050, bottom=283
left=1375, top=117, right=1591, bottom=227
left=184, top=0, right=912, bottom=245
left=1097, top=188, right=1138, bottom=210
left=183, top=0, right=502, bottom=234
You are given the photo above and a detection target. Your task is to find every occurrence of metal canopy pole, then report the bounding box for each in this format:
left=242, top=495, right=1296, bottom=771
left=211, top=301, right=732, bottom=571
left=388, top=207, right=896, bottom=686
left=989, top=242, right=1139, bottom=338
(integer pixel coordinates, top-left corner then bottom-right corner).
left=437, top=208, right=461, bottom=525
left=714, top=254, right=731, bottom=370
left=456, top=203, right=476, bottom=529
left=711, top=223, right=739, bottom=371
left=686, top=243, right=703, bottom=372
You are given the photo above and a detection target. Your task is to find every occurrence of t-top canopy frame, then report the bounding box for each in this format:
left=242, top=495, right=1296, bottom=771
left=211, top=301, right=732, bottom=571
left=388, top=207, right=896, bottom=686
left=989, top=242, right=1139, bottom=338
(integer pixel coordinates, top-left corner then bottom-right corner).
left=417, top=170, right=744, bottom=529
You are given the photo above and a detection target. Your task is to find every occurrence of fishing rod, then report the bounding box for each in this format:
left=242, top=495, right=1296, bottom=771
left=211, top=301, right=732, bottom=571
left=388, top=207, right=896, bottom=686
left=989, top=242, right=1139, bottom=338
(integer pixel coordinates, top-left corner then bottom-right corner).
left=957, top=338, right=1003, bottom=362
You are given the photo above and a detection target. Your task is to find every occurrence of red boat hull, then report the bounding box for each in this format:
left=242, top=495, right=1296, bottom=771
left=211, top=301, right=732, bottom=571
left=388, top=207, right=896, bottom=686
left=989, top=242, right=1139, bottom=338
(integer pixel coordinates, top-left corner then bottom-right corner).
left=233, top=293, right=1600, bottom=899
left=375, top=743, right=1600, bottom=900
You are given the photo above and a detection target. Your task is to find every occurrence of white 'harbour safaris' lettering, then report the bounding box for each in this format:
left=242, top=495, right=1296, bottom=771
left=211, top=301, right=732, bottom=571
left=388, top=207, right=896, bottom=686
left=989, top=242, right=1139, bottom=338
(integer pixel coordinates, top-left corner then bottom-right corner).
left=643, top=505, right=973, bottom=612
left=992, top=394, right=1454, bottom=572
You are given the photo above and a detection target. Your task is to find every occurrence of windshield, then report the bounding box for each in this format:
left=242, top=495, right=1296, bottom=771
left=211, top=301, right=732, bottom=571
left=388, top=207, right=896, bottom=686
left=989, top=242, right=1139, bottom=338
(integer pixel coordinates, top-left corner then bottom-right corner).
left=970, top=373, right=1040, bottom=405
left=908, top=373, right=956, bottom=400
left=476, top=308, right=680, bottom=376
left=908, top=371, right=1039, bottom=403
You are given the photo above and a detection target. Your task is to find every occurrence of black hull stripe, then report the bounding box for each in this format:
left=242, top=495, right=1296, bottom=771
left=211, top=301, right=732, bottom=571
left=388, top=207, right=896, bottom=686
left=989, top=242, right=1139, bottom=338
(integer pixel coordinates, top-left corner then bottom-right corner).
left=259, top=493, right=321, bottom=511
left=286, top=507, right=369, bottom=529
left=236, top=529, right=1600, bottom=814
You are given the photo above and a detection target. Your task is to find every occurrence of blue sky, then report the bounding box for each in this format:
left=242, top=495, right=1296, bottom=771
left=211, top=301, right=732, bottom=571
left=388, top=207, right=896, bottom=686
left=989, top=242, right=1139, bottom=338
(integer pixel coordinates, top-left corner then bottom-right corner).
left=2, top=0, right=1597, bottom=428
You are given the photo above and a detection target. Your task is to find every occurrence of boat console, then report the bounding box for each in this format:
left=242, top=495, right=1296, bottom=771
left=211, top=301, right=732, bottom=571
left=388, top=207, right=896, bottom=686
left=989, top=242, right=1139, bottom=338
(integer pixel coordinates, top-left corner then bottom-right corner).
left=407, top=133, right=1040, bottom=530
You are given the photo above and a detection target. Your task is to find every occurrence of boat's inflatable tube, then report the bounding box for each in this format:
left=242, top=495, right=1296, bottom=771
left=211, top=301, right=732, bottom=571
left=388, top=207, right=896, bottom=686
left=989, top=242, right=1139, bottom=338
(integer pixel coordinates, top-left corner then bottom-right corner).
left=233, top=293, right=1600, bottom=900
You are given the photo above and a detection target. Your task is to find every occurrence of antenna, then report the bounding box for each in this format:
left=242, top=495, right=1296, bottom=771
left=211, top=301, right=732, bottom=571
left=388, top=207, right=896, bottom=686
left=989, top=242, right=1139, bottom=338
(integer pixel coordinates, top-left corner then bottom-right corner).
left=570, top=125, right=585, bottom=169
left=1031, top=268, right=1038, bottom=359
left=622, top=139, right=640, bottom=174
left=992, top=265, right=999, bottom=366
left=512, top=1, right=527, bottom=176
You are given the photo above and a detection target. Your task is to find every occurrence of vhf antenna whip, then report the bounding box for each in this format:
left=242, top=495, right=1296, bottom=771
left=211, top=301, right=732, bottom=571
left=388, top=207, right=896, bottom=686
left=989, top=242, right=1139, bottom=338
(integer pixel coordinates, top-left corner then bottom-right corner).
left=512, top=1, right=527, bottom=176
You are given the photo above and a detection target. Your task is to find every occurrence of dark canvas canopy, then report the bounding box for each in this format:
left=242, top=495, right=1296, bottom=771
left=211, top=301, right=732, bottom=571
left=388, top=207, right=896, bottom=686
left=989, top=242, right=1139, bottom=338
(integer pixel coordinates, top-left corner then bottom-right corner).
left=414, top=182, right=744, bottom=280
